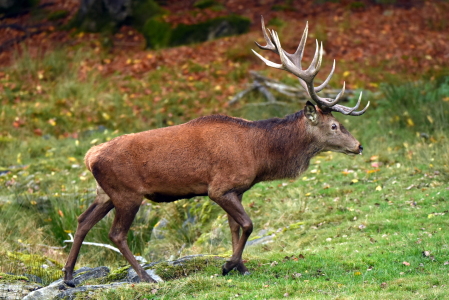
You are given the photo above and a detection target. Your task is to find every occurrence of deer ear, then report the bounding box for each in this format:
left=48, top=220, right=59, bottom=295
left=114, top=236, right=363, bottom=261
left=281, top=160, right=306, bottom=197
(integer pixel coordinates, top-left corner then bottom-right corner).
left=304, top=101, right=318, bottom=125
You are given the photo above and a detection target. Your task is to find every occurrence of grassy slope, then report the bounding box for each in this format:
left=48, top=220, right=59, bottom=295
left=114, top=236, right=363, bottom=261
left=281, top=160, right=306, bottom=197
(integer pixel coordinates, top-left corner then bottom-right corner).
left=1, top=10, right=449, bottom=300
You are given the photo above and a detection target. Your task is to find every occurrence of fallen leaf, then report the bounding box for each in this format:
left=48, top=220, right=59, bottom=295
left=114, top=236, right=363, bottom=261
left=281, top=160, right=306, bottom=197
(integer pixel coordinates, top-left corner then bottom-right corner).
left=370, top=155, right=379, bottom=161
left=33, top=128, right=43, bottom=136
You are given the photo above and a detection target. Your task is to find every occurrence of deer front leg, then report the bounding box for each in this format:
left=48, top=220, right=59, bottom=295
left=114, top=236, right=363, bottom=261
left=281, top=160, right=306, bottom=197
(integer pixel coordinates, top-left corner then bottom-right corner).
left=210, top=192, right=252, bottom=276
left=227, top=194, right=243, bottom=254
left=227, top=213, right=240, bottom=253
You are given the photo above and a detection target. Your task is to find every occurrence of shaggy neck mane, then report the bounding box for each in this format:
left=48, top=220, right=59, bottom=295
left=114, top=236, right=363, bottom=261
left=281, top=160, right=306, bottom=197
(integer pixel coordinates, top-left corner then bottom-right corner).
left=252, top=111, right=321, bottom=181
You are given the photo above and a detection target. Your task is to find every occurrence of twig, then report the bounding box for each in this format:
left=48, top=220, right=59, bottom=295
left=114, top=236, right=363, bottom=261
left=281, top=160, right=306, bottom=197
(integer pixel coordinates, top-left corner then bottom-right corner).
left=63, top=233, right=121, bottom=254
left=63, top=234, right=147, bottom=263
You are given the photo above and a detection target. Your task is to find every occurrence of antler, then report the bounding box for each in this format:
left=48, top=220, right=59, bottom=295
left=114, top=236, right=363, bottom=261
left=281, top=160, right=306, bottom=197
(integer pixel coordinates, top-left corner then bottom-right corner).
left=252, top=16, right=369, bottom=116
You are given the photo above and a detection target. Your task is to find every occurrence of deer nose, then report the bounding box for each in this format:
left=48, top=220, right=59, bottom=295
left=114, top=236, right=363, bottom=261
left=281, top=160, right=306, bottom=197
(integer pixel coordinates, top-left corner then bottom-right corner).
left=359, top=145, right=363, bottom=154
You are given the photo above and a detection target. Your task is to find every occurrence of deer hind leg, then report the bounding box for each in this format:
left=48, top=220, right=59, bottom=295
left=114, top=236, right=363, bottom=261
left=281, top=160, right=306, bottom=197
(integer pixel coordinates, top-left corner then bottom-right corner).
left=211, top=192, right=252, bottom=276
left=108, top=196, right=158, bottom=283
left=63, top=183, right=114, bottom=287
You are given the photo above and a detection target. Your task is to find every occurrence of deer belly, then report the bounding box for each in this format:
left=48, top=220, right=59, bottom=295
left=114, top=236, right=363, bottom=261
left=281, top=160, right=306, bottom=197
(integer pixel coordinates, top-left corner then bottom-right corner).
left=144, top=191, right=208, bottom=203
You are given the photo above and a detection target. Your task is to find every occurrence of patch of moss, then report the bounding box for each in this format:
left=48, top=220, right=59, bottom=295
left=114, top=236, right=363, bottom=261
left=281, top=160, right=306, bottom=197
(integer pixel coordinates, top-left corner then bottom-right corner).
left=47, top=10, right=69, bottom=21
left=137, top=14, right=250, bottom=49
left=288, top=221, right=305, bottom=230
left=6, top=252, right=63, bottom=284
left=0, top=272, right=28, bottom=282
left=104, top=265, right=130, bottom=282
left=153, top=256, right=224, bottom=280
left=169, top=15, right=250, bottom=47
left=194, top=0, right=217, bottom=9
left=141, top=17, right=172, bottom=49
left=130, top=0, right=168, bottom=29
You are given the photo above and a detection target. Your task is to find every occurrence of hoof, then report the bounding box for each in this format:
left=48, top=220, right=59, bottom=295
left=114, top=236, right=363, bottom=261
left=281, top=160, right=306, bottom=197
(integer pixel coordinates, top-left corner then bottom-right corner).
left=222, top=261, right=249, bottom=276
left=222, top=265, right=231, bottom=276
left=64, top=280, right=76, bottom=288
left=236, top=263, right=249, bottom=275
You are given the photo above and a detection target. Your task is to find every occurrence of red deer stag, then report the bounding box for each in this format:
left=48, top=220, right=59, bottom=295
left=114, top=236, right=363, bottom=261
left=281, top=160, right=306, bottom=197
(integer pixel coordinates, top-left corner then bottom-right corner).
left=63, top=17, right=369, bottom=286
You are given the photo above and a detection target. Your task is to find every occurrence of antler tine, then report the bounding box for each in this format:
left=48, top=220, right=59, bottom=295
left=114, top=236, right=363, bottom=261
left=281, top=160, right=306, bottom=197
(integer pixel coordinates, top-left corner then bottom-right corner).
left=305, top=40, right=345, bottom=108
left=285, top=21, right=308, bottom=67
left=270, top=30, right=306, bottom=79
left=315, top=59, right=335, bottom=92
left=334, top=101, right=370, bottom=116
left=332, top=92, right=370, bottom=116
left=254, top=16, right=277, bottom=53
left=306, top=40, right=321, bottom=74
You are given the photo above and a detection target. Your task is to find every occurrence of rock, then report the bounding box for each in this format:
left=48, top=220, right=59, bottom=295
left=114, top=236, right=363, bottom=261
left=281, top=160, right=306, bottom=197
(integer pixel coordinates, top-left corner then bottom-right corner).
left=19, top=255, right=225, bottom=299
left=23, top=266, right=110, bottom=300
left=126, top=266, right=163, bottom=283
left=70, top=266, right=110, bottom=286
left=151, top=218, right=169, bottom=239
left=0, top=282, right=42, bottom=300
left=23, top=274, right=43, bottom=284
left=54, top=283, right=126, bottom=300
left=169, top=254, right=209, bottom=266
left=22, top=281, right=60, bottom=300
left=246, top=234, right=275, bottom=246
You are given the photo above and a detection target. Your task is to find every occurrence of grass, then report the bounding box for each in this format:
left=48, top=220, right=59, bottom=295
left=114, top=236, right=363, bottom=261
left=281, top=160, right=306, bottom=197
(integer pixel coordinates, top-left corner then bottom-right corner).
left=0, top=40, right=448, bottom=299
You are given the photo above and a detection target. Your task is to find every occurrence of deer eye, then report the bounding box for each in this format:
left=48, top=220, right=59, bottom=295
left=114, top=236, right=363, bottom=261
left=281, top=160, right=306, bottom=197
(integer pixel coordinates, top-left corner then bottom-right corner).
left=331, top=124, right=337, bottom=130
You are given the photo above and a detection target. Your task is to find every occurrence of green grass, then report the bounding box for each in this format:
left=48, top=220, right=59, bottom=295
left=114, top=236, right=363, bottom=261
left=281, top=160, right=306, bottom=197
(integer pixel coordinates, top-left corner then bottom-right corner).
left=0, top=44, right=448, bottom=298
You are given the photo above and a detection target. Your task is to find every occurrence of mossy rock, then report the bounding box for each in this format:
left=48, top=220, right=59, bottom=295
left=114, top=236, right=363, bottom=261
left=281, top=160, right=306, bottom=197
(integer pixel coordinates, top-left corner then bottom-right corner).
left=169, top=15, right=250, bottom=47
left=139, top=14, right=250, bottom=49
left=130, top=0, right=168, bottom=29
left=141, top=17, right=172, bottom=49
left=104, top=265, right=130, bottom=282
left=5, top=252, right=63, bottom=284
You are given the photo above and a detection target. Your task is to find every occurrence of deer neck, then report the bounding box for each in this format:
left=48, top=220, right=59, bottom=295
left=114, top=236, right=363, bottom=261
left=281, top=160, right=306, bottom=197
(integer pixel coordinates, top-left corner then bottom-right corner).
left=253, top=112, right=322, bottom=182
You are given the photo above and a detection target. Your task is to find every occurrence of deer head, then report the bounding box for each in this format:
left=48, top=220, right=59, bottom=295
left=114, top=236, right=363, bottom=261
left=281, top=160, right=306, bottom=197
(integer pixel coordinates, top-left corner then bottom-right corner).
left=252, top=16, right=369, bottom=155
